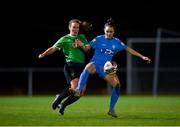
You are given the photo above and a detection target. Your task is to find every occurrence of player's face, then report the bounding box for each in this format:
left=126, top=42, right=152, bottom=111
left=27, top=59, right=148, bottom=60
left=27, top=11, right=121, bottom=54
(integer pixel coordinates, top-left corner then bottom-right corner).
left=69, top=22, right=80, bottom=36
left=104, top=26, right=114, bottom=39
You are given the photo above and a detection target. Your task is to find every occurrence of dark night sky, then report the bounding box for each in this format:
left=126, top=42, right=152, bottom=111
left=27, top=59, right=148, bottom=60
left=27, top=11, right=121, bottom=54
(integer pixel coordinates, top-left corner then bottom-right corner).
left=0, top=0, right=180, bottom=68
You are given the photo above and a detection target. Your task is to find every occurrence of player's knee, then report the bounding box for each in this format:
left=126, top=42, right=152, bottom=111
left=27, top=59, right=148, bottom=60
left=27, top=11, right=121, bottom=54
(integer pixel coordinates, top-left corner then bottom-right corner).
left=70, top=78, right=79, bottom=89
left=85, top=63, right=96, bottom=74
left=111, top=79, right=120, bottom=87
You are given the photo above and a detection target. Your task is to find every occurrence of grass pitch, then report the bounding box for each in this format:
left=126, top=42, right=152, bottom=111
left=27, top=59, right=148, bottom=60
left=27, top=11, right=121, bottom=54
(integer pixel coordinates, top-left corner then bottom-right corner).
left=0, top=95, right=180, bottom=126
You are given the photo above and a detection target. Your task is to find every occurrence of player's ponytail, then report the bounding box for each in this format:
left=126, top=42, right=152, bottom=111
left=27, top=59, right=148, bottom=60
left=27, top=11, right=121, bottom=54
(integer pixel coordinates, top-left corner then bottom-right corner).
left=104, top=18, right=116, bottom=30
left=79, top=21, right=92, bottom=32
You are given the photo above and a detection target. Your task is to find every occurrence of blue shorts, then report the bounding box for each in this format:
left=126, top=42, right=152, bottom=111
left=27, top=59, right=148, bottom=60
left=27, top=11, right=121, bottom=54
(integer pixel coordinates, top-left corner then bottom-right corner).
left=90, top=61, right=107, bottom=78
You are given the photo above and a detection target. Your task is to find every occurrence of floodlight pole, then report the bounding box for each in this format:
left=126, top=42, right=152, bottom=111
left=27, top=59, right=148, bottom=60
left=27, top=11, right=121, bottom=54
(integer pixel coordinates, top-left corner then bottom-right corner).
left=153, top=28, right=162, bottom=96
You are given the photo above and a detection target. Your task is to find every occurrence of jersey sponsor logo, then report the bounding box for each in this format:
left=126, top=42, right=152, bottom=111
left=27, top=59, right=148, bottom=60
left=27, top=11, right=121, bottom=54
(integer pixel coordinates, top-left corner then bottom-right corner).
left=100, top=48, right=114, bottom=55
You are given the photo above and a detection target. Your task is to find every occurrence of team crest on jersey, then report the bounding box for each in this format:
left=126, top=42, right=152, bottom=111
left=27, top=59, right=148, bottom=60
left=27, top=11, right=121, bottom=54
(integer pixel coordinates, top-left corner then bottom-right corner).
left=112, top=45, right=116, bottom=49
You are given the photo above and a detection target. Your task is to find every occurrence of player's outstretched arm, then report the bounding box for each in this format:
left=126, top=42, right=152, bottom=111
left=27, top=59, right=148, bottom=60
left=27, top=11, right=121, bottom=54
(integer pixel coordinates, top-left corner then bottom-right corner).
left=38, top=46, right=58, bottom=59
left=126, top=47, right=151, bottom=63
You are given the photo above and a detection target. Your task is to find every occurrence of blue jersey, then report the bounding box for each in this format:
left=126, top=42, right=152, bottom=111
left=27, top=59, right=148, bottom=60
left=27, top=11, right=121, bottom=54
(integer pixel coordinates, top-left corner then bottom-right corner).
left=90, top=35, right=127, bottom=65
left=90, top=35, right=127, bottom=78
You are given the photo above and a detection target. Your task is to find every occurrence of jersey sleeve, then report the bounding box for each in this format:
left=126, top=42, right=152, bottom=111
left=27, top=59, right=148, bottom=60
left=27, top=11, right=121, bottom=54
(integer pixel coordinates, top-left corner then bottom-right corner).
left=53, top=37, right=65, bottom=50
left=117, top=39, right=128, bottom=51
left=120, top=41, right=128, bottom=49
left=90, top=37, right=98, bottom=49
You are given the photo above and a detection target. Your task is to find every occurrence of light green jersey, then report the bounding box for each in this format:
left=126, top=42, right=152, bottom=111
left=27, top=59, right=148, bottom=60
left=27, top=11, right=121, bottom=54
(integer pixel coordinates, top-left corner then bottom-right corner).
left=53, top=34, right=88, bottom=63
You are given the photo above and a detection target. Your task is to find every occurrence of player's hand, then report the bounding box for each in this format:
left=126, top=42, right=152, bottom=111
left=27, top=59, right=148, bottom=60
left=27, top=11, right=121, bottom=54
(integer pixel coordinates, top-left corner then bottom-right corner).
left=38, top=54, right=44, bottom=59
left=73, top=39, right=83, bottom=47
left=142, top=56, right=151, bottom=63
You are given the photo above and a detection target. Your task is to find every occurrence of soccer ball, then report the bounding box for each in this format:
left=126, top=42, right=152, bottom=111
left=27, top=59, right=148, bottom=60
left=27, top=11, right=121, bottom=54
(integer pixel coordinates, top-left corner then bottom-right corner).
left=104, top=61, right=117, bottom=75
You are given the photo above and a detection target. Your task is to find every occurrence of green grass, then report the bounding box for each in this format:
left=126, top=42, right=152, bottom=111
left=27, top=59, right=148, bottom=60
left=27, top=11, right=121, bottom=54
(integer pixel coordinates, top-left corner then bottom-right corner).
left=0, top=95, right=180, bottom=126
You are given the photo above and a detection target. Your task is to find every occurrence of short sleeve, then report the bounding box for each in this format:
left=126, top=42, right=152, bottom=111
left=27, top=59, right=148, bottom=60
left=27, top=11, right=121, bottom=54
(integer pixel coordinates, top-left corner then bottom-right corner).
left=53, top=37, right=64, bottom=50
left=90, top=37, right=98, bottom=49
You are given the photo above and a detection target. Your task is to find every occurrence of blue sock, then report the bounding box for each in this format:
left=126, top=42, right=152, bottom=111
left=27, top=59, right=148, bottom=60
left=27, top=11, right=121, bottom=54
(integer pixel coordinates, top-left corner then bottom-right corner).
left=110, top=85, right=120, bottom=111
left=77, top=69, right=89, bottom=91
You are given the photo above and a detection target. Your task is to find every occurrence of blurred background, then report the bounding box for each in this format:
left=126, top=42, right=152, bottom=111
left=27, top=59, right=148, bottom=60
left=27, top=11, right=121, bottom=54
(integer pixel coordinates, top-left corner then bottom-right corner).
left=0, top=0, right=180, bottom=96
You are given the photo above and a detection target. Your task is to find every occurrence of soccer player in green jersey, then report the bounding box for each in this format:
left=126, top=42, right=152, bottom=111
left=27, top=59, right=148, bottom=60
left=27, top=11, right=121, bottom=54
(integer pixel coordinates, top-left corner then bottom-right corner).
left=38, top=19, right=91, bottom=115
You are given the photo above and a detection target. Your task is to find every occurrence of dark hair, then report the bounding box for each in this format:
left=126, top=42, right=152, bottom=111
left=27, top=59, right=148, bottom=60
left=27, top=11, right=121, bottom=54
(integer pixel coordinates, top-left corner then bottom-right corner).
left=80, top=21, right=92, bottom=32
left=69, top=19, right=92, bottom=32
left=68, top=19, right=81, bottom=26
left=104, top=18, right=116, bottom=29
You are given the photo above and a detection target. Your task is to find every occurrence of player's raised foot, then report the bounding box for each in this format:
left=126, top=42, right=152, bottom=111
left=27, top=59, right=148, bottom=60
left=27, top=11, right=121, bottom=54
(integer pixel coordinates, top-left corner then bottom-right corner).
left=58, top=103, right=65, bottom=115
left=52, top=94, right=62, bottom=110
left=107, top=109, right=118, bottom=118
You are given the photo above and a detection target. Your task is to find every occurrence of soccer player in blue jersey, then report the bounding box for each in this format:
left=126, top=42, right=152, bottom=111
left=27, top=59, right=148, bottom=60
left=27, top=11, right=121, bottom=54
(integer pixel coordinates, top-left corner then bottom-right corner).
left=72, top=18, right=151, bottom=118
